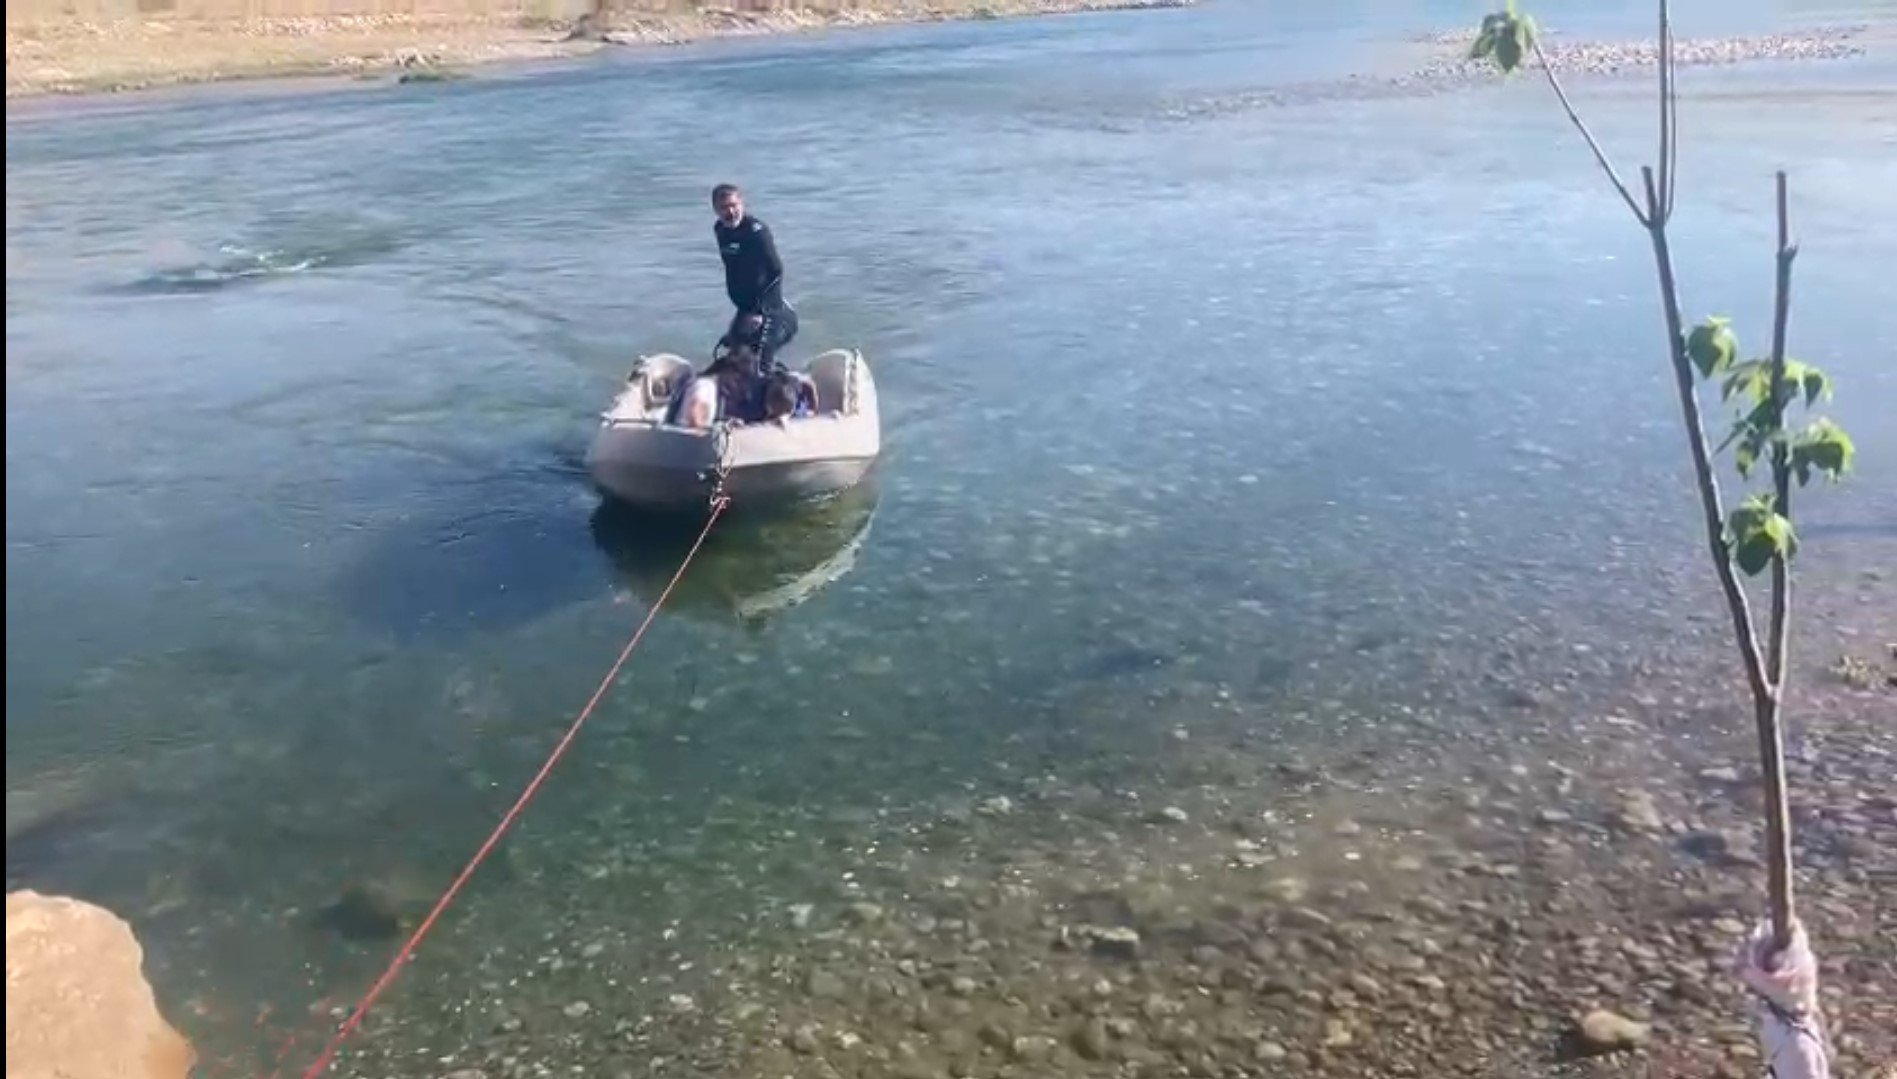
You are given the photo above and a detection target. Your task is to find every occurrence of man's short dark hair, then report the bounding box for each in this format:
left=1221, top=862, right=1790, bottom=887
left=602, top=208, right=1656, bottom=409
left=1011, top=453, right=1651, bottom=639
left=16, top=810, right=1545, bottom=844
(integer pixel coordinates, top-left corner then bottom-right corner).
left=712, top=183, right=741, bottom=204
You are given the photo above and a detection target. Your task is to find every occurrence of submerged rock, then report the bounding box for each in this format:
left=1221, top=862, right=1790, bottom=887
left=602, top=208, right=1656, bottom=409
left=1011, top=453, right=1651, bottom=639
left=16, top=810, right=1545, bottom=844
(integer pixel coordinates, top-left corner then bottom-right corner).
left=1086, top=925, right=1143, bottom=960
left=1613, top=791, right=1666, bottom=834
left=316, top=881, right=403, bottom=941
left=1575, top=1009, right=1651, bottom=1055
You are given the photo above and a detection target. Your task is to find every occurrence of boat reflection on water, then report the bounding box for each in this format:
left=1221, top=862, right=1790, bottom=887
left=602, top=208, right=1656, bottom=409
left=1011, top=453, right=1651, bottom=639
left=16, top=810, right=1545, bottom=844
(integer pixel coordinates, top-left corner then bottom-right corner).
left=587, top=483, right=879, bottom=629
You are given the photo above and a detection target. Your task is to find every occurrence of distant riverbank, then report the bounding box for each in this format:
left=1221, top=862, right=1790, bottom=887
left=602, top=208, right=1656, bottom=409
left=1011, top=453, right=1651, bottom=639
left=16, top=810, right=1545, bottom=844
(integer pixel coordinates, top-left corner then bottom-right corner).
left=4, top=0, right=1188, bottom=99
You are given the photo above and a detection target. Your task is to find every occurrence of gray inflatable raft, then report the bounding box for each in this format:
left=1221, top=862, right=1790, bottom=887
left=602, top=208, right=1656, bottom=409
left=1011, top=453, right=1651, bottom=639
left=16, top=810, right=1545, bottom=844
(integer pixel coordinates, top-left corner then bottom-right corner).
left=585, top=349, right=881, bottom=511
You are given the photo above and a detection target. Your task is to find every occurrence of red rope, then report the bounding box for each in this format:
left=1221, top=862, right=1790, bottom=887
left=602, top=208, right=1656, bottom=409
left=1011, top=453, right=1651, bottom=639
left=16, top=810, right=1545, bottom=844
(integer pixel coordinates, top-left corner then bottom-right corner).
left=297, top=495, right=730, bottom=1077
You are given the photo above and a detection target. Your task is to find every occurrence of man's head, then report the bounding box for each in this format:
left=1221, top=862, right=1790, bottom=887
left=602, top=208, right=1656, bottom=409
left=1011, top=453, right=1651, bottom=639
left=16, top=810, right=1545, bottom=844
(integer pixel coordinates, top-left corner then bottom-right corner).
left=712, top=184, right=745, bottom=227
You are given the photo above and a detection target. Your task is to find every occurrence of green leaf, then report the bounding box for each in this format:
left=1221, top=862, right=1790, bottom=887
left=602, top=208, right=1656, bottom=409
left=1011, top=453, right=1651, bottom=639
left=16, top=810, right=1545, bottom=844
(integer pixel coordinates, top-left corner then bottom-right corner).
left=1720, top=359, right=1770, bottom=404
left=1727, top=494, right=1798, bottom=576
left=1790, top=418, right=1855, bottom=485
left=1496, top=19, right=1524, bottom=71
left=1686, top=317, right=1739, bottom=379
left=1799, top=364, right=1832, bottom=406
left=1468, top=26, right=1491, bottom=61
left=1718, top=398, right=1774, bottom=458
left=1471, top=9, right=1535, bottom=73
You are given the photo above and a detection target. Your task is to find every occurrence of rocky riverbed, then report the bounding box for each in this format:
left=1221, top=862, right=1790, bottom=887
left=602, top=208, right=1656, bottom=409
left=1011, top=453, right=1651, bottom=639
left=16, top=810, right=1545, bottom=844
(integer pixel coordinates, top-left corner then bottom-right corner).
left=300, top=636, right=1895, bottom=1079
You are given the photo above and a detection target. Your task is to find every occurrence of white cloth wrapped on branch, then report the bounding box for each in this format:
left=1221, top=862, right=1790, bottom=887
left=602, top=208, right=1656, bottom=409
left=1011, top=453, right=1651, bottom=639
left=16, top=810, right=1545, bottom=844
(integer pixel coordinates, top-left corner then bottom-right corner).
left=1734, top=919, right=1832, bottom=1079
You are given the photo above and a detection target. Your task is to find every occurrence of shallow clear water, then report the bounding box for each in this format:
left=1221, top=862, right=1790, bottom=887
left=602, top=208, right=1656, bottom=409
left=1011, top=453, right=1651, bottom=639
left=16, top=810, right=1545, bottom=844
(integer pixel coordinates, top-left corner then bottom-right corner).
left=7, top=0, right=1896, bottom=1069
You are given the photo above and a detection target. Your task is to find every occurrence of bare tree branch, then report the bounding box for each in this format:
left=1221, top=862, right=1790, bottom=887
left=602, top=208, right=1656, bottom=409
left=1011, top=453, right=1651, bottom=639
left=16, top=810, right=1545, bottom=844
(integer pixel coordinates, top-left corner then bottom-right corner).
left=1657, top=0, right=1679, bottom=223
left=1759, top=169, right=1800, bottom=952
left=1638, top=166, right=1771, bottom=707
left=1534, top=35, right=1650, bottom=226
left=1767, top=171, right=1798, bottom=687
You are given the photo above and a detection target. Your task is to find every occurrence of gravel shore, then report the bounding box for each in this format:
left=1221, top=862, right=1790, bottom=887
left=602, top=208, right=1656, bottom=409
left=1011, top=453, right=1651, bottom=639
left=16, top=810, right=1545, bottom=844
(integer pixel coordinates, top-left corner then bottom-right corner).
left=1412, top=24, right=1868, bottom=79
left=4, top=0, right=1190, bottom=99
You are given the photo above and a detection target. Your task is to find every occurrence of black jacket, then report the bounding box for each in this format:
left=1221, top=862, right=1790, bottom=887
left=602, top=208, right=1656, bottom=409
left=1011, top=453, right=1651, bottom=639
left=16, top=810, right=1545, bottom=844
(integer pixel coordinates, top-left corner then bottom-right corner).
left=715, top=215, right=785, bottom=314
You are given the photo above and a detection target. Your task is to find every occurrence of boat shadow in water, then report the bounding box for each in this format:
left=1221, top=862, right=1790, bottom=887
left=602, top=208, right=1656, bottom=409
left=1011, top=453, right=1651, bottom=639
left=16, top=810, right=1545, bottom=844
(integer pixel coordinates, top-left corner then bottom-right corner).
left=588, top=481, right=880, bottom=630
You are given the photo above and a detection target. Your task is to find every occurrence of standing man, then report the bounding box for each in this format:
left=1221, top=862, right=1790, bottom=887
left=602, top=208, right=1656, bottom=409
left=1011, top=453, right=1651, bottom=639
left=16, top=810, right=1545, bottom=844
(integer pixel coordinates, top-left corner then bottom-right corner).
left=712, top=183, right=798, bottom=371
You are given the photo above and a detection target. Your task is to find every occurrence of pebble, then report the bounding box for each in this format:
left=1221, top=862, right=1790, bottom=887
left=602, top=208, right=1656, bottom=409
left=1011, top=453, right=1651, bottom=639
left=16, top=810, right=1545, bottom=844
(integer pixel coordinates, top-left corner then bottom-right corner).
left=1256, top=1040, right=1289, bottom=1062
left=1576, top=1009, right=1651, bottom=1054
left=1071, top=1018, right=1112, bottom=1060
left=562, top=1000, right=591, bottom=1019
left=977, top=796, right=1015, bottom=817
left=1152, top=806, right=1191, bottom=825
left=789, top=1025, right=823, bottom=1054
left=1284, top=906, right=1335, bottom=931
left=1263, top=877, right=1309, bottom=903
left=1680, top=828, right=1761, bottom=867
left=844, top=902, right=886, bottom=926
left=806, top=969, right=846, bottom=999
left=1011, top=1034, right=1058, bottom=1062
left=1088, top=925, right=1143, bottom=960
left=1614, top=791, right=1666, bottom=833
left=1348, top=973, right=1384, bottom=999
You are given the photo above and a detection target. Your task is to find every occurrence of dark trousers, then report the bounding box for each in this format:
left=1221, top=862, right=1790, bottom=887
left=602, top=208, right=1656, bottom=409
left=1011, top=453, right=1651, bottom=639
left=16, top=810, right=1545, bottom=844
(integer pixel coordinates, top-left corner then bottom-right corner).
left=758, top=303, right=798, bottom=372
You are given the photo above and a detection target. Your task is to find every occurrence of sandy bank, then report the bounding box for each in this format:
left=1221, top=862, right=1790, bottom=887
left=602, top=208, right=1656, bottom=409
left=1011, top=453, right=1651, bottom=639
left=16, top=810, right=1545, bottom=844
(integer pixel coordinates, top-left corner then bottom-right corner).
left=5, top=0, right=1188, bottom=100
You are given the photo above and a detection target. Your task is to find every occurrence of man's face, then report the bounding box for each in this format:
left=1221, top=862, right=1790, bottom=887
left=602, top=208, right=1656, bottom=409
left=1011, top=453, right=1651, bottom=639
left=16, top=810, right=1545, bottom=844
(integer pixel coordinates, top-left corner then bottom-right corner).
left=715, top=191, right=745, bottom=227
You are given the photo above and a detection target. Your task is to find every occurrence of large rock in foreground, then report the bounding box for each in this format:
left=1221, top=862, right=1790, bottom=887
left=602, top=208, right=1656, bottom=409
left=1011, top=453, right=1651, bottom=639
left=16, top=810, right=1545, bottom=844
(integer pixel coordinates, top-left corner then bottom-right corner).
left=6, top=890, right=194, bottom=1079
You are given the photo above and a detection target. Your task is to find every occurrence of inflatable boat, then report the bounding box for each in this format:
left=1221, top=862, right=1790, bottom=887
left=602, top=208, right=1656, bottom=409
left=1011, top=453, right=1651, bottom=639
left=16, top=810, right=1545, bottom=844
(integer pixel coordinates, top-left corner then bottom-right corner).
left=585, top=348, right=880, bottom=511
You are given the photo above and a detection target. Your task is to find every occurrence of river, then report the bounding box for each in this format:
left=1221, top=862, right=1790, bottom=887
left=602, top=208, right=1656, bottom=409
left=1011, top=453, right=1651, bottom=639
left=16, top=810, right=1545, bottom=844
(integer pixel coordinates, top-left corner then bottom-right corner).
left=7, top=0, right=1895, bottom=1074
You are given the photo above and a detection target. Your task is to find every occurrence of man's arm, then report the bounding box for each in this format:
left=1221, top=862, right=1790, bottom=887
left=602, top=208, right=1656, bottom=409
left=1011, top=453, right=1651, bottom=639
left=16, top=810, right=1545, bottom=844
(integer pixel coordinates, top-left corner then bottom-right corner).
left=717, top=224, right=746, bottom=309
left=753, top=221, right=785, bottom=306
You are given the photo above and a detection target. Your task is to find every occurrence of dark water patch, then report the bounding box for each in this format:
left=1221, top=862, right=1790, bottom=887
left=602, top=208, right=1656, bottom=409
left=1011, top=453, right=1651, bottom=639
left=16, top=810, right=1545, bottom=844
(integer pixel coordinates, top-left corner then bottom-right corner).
left=5, top=802, right=119, bottom=888
left=590, top=483, right=881, bottom=629
left=335, top=491, right=605, bottom=643
left=1070, top=641, right=1176, bottom=682
left=332, top=440, right=609, bottom=642
left=102, top=222, right=407, bottom=297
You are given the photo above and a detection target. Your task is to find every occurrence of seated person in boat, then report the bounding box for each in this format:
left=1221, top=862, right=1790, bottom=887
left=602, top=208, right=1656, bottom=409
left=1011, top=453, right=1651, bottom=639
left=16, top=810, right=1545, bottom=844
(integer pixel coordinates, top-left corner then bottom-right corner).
left=724, top=315, right=818, bottom=420
left=669, top=338, right=761, bottom=429
left=668, top=334, right=815, bottom=428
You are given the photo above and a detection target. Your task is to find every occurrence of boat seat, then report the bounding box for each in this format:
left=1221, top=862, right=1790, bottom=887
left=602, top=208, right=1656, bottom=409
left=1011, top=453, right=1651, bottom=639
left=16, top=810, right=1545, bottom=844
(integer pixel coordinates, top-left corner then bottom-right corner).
left=804, top=350, right=859, bottom=415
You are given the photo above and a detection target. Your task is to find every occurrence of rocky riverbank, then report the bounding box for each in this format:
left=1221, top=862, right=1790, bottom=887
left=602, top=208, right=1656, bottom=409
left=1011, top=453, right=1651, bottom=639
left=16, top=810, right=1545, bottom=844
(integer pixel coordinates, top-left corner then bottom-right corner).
left=4, top=0, right=1189, bottom=99
left=1149, top=22, right=1874, bottom=124
left=1411, top=23, right=1869, bottom=79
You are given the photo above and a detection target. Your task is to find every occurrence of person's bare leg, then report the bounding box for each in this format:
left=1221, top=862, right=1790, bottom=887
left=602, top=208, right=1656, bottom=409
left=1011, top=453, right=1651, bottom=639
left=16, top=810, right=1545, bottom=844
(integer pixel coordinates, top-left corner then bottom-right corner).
left=677, top=379, right=719, bottom=428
